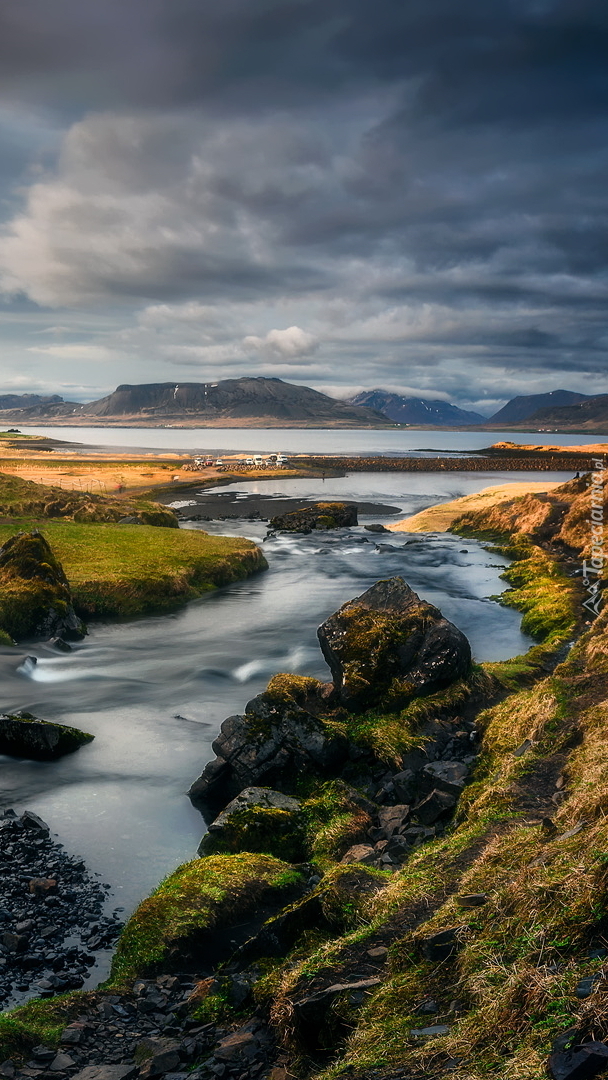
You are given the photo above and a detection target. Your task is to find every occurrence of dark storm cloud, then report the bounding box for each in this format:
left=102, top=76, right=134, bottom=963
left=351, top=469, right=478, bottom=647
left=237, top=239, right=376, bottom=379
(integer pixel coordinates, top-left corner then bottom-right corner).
left=1, top=0, right=607, bottom=117
left=0, top=0, right=607, bottom=402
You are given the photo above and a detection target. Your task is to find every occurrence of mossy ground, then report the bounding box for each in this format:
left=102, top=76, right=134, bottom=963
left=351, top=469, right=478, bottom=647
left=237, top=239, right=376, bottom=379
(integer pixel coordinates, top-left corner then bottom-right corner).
left=452, top=530, right=580, bottom=645
left=0, top=472, right=178, bottom=526
left=0, top=521, right=266, bottom=626
left=0, top=993, right=99, bottom=1060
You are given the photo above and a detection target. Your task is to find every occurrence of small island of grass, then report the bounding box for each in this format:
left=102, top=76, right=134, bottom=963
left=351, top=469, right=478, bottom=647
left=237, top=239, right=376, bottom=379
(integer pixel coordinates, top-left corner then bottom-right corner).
left=0, top=472, right=267, bottom=637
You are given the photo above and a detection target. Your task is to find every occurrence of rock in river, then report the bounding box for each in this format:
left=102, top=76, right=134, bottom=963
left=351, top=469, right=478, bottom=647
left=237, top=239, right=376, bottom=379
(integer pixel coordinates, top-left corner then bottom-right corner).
left=188, top=678, right=348, bottom=814
left=0, top=710, right=94, bottom=760
left=317, top=576, right=471, bottom=710
left=269, top=501, right=358, bottom=532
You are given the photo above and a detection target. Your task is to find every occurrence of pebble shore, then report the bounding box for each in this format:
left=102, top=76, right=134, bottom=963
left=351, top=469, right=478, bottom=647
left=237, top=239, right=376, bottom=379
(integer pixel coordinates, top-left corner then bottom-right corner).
left=0, top=811, right=123, bottom=1011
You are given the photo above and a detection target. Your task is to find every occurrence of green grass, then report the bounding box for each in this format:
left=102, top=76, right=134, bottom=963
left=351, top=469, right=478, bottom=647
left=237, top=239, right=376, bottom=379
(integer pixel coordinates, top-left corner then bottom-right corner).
left=0, top=992, right=100, bottom=1059
left=0, top=520, right=267, bottom=622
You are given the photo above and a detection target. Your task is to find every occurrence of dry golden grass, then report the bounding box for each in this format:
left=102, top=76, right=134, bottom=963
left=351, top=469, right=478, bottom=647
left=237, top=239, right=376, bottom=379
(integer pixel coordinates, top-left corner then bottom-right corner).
left=388, top=482, right=562, bottom=534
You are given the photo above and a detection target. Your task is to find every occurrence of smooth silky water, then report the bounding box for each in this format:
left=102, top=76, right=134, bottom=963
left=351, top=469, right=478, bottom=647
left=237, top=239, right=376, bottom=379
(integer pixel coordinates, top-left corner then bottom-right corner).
left=0, top=468, right=571, bottom=947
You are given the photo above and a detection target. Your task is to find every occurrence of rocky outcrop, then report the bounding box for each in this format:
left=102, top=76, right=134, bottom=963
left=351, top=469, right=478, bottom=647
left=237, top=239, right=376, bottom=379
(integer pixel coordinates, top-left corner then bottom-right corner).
left=189, top=580, right=476, bottom=852
left=188, top=679, right=349, bottom=815
left=0, top=530, right=87, bottom=643
left=0, top=711, right=94, bottom=760
left=111, top=854, right=310, bottom=982
left=269, top=502, right=358, bottom=532
left=317, top=576, right=471, bottom=711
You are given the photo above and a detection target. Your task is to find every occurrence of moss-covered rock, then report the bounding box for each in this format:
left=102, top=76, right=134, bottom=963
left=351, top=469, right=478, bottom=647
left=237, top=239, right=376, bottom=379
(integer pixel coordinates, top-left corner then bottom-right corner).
left=0, top=530, right=86, bottom=642
left=198, top=787, right=307, bottom=862
left=270, top=502, right=358, bottom=532
left=317, top=576, right=471, bottom=711
left=188, top=683, right=349, bottom=814
left=0, top=710, right=93, bottom=760
left=110, top=853, right=307, bottom=984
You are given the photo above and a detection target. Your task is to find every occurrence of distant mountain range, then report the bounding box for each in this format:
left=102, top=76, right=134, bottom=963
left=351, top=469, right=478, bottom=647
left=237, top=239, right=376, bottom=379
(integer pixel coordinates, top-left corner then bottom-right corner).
left=348, top=389, right=486, bottom=426
left=0, top=393, right=66, bottom=413
left=0, top=378, right=389, bottom=428
left=0, top=380, right=606, bottom=431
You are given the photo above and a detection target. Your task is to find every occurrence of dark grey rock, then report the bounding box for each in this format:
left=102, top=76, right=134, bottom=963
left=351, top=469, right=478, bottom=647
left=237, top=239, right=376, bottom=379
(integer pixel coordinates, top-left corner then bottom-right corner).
left=70, top=1069, right=138, bottom=1080
left=189, top=699, right=348, bottom=812
left=410, top=1025, right=450, bottom=1037
left=0, top=715, right=93, bottom=762
left=548, top=1041, right=608, bottom=1079
left=421, top=928, right=461, bottom=962
left=49, top=1053, right=75, bottom=1071
left=340, top=844, right=376, bottom=865
left=413, top=789, right=456, bottom=825
left=575, top=975, right=601, bottom=999
left=198, top=787, right=302, bottom=856
left=423, top=761, right=468, bottom=796
left=317, top=576, right=471, bottom=711
left=456, top=894, right=488, bottom=909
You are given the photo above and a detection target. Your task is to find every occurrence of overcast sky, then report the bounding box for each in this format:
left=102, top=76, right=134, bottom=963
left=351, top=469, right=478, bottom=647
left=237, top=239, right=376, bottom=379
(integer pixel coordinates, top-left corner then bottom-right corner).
left=0, top=0, right=606, bottom=413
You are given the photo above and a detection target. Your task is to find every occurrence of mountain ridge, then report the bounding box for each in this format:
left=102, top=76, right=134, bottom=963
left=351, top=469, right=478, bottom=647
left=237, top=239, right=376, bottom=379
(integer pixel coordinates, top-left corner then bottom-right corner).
left=0, top=377, right=390, bottom=428
left=347, top=388, right=486, bottom=425
left=485, top=389, right=590, bottom=425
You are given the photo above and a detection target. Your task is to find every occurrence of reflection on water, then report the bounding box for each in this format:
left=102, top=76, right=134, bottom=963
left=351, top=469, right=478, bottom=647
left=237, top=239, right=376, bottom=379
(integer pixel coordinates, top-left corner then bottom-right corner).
left=0, top=470, right=570, bottom=920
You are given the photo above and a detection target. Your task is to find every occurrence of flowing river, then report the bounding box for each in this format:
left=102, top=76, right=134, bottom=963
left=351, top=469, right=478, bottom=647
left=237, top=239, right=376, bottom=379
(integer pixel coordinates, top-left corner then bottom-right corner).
left=0, top=467, right=572, bottom=941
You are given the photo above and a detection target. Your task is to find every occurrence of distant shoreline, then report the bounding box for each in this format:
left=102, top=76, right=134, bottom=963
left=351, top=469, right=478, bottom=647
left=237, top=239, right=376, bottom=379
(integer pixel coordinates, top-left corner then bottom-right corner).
left=5, top=416, right=608, bottom=434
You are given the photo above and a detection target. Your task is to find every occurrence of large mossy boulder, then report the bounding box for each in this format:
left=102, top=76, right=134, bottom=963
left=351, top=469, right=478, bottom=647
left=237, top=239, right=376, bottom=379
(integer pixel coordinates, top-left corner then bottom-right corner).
left=198, top=787, right=306, bottom=861
left=317, top=576, right=471, bottom=711
left=0, top=530, right=86, bottom=642
left=110, top=853, right=308, bottom=983
left=188, top=675, right=349, bottom=814
left=0, top=710, right=94, bottom=760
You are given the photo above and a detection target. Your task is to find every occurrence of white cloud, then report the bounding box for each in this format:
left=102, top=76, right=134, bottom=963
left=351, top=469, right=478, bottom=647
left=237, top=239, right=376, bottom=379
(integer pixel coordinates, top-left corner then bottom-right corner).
left=28, top=343, right=116, bottom=360
left=243, top=325, right=318, bottom=361
left=138, top=302, right=221, bottom=328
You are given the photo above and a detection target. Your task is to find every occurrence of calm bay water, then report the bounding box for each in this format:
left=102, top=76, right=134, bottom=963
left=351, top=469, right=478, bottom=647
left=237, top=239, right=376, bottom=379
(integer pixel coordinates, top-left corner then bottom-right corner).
left=13, top=425, right=598, bottom=457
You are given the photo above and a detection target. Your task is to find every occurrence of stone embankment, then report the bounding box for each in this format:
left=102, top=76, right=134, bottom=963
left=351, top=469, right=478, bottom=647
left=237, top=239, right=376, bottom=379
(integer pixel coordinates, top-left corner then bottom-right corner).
left=303, top=452, right=594, bottom=472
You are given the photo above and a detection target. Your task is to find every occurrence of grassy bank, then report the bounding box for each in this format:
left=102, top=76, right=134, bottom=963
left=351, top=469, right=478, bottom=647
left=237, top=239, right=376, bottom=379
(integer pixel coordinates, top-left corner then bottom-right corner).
left=387, top=481, right=563, bottom=534
left=0, top=519, right=267, bottom=622
left=0, top=473, right=267, bottom=630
